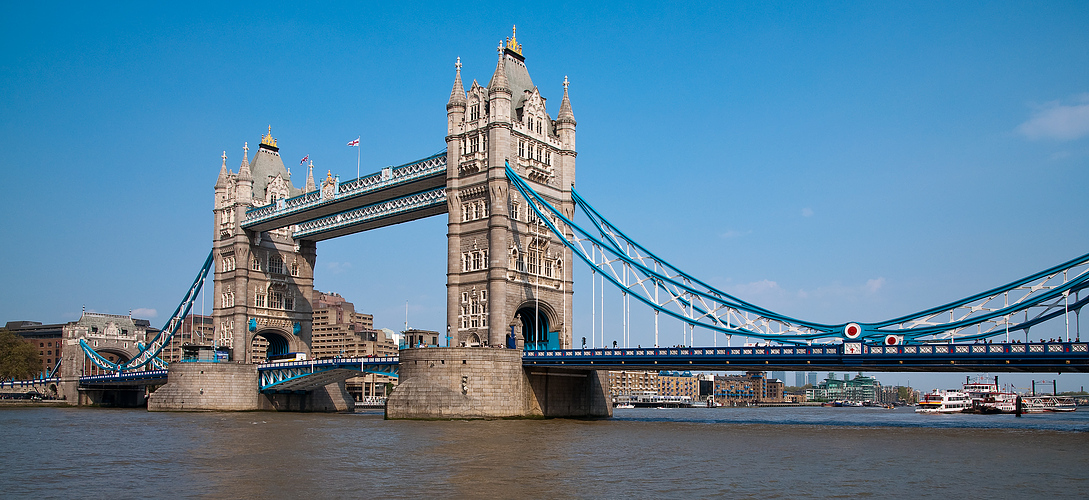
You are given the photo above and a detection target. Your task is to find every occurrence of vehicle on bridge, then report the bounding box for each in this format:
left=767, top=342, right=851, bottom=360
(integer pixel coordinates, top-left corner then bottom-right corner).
left=267, top=352, right=308, bottom=363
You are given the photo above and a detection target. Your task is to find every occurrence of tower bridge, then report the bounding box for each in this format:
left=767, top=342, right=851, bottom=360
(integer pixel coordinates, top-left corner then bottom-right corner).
left=27, top=28, right=1086, bottom=416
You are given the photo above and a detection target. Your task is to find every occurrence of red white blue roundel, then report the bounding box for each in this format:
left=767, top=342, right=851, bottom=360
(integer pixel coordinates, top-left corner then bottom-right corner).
left=844, top=323, right=862, bottom=339
left=884, top=334, right=901, bottom=346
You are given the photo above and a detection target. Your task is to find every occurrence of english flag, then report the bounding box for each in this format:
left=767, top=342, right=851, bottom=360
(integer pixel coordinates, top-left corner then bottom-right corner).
left=347, top=137, right=360, bottom=147
left=299, top=154, right=309, bottom=165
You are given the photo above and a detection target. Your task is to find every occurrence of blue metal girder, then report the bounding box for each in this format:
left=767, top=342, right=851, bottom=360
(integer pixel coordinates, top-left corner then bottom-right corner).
left=79, top=370, right=169, bottom=386
left=290, top=187, right=447, bottom=241
left=523, top=342, right=1089, bottom=373
left=504, top=162, right=1088, bottom=345
left=81, top=251, right=214, bottom=373
left=242, top=151, right=447, bottom=233
left=257, top=357, right=399, bottom=392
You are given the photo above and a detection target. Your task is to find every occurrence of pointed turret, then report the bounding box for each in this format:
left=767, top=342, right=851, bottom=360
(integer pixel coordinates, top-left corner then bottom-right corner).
left=238, top=142, right=252, bottom=181
left=236, top=141, right=253, bottom=204
left=557, top=76, right=576, bottom=125
left=215, top=151, right=230, bottom=189
left=305, top=160, right=316, bottom=192
left=487, top=42, right=510, bottom=95
left=447, top=57, right=466, bottom=109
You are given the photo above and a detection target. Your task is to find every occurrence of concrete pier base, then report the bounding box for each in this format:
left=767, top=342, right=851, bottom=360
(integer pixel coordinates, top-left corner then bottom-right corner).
left=386, top=347, right=611, bottom=419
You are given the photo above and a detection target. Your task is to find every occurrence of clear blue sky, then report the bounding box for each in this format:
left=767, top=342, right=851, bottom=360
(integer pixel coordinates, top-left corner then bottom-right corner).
left=3, top=2, right=1087, bottom=391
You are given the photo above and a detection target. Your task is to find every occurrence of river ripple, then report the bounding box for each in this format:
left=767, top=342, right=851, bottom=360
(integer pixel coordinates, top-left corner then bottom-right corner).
left=1, top=406, right=1086, bottom=499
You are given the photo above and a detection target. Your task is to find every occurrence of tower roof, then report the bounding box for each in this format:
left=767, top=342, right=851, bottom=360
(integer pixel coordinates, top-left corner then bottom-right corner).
left=250, top=126, right=301, bottom=200
left=557, top=75, right=576, bottom=125
left=487, top=42, right=510, bottom=94
left=448, top=57, right=466, bottom=107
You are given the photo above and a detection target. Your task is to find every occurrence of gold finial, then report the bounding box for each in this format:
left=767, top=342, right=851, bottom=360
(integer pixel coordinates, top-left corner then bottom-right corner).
left=262, top=125, right=277, bottom=148
left=505, top=25, right=522, bottom=56
left=326, top=170, right=333, bottom=181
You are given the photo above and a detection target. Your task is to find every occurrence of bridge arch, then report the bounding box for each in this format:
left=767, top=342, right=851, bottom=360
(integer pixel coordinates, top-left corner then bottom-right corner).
left=248, top=328, right=307, bottom=362
left=515, top=301, right=558, bottom=351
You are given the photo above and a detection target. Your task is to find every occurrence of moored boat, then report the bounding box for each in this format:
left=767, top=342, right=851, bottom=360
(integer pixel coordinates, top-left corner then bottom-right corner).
left=915, top=390, right=971, bottom=413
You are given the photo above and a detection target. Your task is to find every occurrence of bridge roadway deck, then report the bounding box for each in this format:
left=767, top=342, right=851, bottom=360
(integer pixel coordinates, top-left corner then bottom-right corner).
left=257, top=356, right=399, bottom=392
left=522, top=342, right=1089, bottom=373
left=79, top=369, right=169, bottom=387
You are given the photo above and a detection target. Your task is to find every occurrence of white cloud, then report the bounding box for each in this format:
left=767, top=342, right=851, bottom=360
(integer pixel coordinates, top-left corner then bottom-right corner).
left=131, top=308, right=157, bottom=319
left=863, top=277, right=885, bottom=294
left=1017, top=96, right=1089, bottom=141
left=325, top=262, right=352, bottom=274
left=801, top=208, right=814, bottom=217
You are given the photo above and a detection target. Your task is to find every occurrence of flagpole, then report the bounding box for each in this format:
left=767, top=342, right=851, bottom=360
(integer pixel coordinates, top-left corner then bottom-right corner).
left=356, top=135, right=361, bottom=179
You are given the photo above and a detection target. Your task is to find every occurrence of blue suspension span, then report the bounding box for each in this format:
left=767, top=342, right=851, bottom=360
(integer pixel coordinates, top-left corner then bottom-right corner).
left=80, top=251, right=215, bottom=373
left=504, top=162, right=1088, bottom=344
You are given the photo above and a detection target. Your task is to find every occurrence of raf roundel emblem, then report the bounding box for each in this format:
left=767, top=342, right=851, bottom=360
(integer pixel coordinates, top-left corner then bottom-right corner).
left=844, top=323, right=862, bottom=339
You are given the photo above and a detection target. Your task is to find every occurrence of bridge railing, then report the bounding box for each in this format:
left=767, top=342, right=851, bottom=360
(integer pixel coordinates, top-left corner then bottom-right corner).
left=524, top=342, right=1089, bottom=359
left=242, top=152, right=447, bottom=227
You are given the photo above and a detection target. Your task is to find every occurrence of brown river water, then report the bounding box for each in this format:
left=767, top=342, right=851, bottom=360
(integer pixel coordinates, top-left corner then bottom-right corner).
left=1, top=406, right=1087, bottom=499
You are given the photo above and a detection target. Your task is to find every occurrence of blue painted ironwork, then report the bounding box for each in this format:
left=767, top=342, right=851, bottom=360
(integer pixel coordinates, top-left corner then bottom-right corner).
left=505, top=162, right=1089, bottom=345
left=257, top=356, right=399, bottom=392
left=242, top=151, right=447, bottom=228
left=291, top=187, right=447, bottom=239
left=80, top=251, right=215, bottom=372
left=523, top=342, right=1089, bottom=372
left=79, top=370, right=169, bottom=386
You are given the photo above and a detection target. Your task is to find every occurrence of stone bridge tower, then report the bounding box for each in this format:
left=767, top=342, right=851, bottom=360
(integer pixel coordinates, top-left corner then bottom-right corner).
left=445, top=28, right=577, bottom=350
left=211, top=129, right=316, bottom=362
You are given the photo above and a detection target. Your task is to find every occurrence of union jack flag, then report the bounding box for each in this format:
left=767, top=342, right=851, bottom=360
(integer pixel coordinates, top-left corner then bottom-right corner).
left=299, top=154, right=309, bottom=165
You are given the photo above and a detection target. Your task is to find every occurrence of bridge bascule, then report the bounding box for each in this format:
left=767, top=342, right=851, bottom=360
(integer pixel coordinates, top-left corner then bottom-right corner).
left=19, top=28, right=1086, bottom=416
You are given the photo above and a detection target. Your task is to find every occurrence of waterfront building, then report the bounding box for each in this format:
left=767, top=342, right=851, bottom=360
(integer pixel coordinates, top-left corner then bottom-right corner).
left=7, top=312, right=156, bottom=378
left=713, top=371, right=785, bottom=405
left=657, top=371, right=698, bottom=400
left=607, top=370, right=658, bottom=399
left=310, top=290, right=397, bottom=399
left=6, top=320, right=64, bottom=377
left=806, top=373, right=887, bottom=403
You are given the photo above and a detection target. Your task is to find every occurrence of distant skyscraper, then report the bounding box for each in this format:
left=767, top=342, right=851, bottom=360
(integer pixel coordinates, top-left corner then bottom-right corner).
left=771, top=371, right=786, bottom=382
left=807, top=372, right=818, bottom=386
left=795, top=372, right=806, bottom=387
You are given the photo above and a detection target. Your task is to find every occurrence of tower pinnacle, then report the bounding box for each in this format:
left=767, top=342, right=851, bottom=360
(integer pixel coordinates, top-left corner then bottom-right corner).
left=448, top=56, right=466, bottom=108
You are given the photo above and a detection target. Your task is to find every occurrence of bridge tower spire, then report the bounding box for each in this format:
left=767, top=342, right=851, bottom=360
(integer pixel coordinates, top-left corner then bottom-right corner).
left=445, top=28, right=575, bottom=350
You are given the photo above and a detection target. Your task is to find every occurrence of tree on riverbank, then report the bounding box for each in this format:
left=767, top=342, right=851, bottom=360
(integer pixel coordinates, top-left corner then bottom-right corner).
left=0, top=328, right=41, bottom=380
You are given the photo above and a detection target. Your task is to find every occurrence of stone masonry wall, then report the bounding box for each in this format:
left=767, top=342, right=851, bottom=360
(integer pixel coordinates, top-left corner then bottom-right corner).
left=387, top=347, right=530, bottom=419
left=148, top=363, right=260, bottom=411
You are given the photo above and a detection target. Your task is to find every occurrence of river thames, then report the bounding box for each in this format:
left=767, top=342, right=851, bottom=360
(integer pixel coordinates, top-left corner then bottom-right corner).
left=2, top=406, right=1086, bottom=499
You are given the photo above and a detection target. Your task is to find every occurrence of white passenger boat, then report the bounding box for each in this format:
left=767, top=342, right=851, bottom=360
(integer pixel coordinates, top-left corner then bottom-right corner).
left=915, top=390, right=972, bottom=413
left=963, top=377, right=1017, bottom=413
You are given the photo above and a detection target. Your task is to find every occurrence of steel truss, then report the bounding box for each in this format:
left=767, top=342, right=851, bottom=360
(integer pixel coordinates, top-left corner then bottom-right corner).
left=292, top=187, right=447, bottom=239
left=243, top=151, right=447, bottom=227
left=505, top=162, right=1088, bottom=344
left=80, top=251, right=214, bottom=372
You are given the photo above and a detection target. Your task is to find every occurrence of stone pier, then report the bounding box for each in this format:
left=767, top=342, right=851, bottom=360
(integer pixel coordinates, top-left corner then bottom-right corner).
left=386, top=347, right=611, bottom=419
left=148, top=362, right=352, bottom=412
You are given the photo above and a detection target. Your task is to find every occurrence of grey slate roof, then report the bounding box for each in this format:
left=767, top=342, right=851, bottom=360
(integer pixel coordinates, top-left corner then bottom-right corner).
left=250, top=145, right=301, bottom=201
